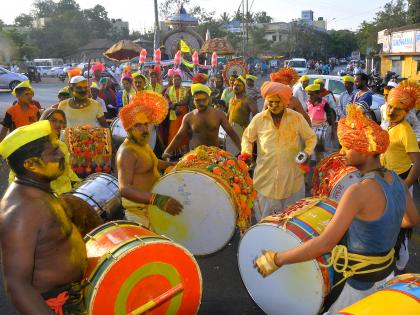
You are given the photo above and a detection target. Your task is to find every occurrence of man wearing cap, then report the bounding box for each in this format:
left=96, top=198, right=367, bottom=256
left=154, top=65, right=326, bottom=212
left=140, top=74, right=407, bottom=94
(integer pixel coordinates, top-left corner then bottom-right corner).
left=245, top=74, right=260, bottom=105
left=163, top=83, right=241, bottom=158
left=51, top=86, right=71, bottom=109
left=0, top=81, right=40, bottom=141
left=58, top=76, right=108, bottom=128
left=117, top=92, right=183, bottom=228
left=227, top=76, right=258, bottom=155
left=254, top=104, right=419, bottom=313
left=0, top=120, right=88, bottom=314
left=241, top=81, right=316, bottom=220
left=133, top=71, right=148, bottom=93
left=292, top=75, right=309, bottom=111
left=337, top=76, right=357, bottom=118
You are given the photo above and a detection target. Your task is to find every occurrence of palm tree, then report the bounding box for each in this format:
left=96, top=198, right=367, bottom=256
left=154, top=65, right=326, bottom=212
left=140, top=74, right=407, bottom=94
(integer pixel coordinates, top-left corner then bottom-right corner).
left=219, top=12, right=230, bottom=23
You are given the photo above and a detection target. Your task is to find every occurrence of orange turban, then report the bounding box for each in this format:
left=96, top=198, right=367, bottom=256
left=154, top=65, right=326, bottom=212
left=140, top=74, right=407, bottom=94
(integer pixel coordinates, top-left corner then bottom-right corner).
left=67, top=68, right=82, bottom=79
left=338, top=103, right=389, bottom=155
left=270, top=67, right=299, bottom=86
left=260, top=81, right=292, bottom=105
left=387, top=80, right=420, bottom=111
left=119, top=91, right=168, bottom=131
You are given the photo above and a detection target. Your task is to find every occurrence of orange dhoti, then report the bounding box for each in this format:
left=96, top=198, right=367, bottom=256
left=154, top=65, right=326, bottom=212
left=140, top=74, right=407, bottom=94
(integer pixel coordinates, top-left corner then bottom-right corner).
left=168, top=104, right=189, bottom=154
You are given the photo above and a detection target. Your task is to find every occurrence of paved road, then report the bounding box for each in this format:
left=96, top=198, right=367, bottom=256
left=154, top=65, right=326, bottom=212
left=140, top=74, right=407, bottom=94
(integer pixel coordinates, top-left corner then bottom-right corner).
left=0, top=77, right=418, bottom=314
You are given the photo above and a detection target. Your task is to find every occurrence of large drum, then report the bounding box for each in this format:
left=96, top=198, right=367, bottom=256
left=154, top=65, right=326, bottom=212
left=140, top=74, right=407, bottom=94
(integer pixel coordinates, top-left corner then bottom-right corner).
left=60, top=173, right=122, bottom=236
left=110, top=117, right=157, bottom=150
left=149, top=146, right=255, bottom=255
left=335, top=273, right=420, bottom=315
left=312, top=152, right=361, bottom=201
left=238, top=197, right=337, bottom=315
left=84, top=221, right=202, bottom=315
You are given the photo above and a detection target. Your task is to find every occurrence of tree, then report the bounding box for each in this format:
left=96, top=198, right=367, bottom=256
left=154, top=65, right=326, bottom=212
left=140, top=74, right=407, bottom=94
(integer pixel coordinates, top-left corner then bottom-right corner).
left=219, top=12, right=230, bottom=23
left=159, top=0, right=190, bottom=19
left=0, top=19, right=4, bottom=31
left=83, top=5, right=112, bottom=38
left=328, top=30, right=357, bottom=58
left=31, top=0, right=57, bottom=18
left=407, top=0, right=420, bottom=24
left=254, top=11, right=272, bottom=24
left=14, top=14, right=33, bottom=27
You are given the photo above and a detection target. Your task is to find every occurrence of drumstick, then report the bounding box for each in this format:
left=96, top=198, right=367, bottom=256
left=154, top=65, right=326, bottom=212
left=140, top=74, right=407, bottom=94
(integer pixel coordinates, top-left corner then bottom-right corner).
left=127, top=283, right=184, bottom=315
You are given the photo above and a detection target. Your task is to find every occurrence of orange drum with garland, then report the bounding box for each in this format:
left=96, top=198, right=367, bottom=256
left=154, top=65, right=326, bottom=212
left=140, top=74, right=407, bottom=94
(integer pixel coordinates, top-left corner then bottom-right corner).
left=311, top=152, right=361, bottom=202
left=84, top=221, right=202, bottom=315
left=149, top=146, right=255, bottom=255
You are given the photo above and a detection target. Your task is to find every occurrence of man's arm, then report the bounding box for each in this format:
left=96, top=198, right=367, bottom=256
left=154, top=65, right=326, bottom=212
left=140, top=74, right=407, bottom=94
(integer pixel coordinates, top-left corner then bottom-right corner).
left=241, top=116, right=258, bottom=156
left=220, top=112, right=241, bottom=150
left=298, top=115, right=317, bottom=156
left=157, top=159, right=174, bottom=171
left=0, top=126, right=9, bottom=142
left=163, top=114, right=191, bottom=158
left=401, top=184, right=420, bottom=228
left=0, top=202, right=56, bottom=314
left=405, top=152, right=420, bottom=187
left=97, top=116, right=109, bottom=128
left=246, top=98, right=258, bottom=117
left=289, top=97, right=311, bottom=126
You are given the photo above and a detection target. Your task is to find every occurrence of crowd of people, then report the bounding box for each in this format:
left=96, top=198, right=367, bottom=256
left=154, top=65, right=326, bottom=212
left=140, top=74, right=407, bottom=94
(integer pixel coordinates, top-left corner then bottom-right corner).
left=0, top=60, right=419, bottom=314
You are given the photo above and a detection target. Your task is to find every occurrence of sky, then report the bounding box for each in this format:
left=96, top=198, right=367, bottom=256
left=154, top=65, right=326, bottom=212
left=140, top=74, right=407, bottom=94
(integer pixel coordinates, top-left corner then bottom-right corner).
left=0, top=0, right=388, bottom=32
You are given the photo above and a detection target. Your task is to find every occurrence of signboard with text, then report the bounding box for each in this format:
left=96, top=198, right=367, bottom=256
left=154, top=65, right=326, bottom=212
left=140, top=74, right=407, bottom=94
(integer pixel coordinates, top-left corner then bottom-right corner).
left=391, top=31, right=415, bottom=53
left=416, top=31, right=420, bottom=53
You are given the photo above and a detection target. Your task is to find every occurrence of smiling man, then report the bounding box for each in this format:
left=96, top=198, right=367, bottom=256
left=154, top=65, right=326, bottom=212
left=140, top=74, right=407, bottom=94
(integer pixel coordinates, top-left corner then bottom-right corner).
left=0, top=120, right=88, bottom=314
left=58, top=76, right=108, bottom=128
left=163, top=83, right=241, bottom=158
left=241, top=81, right=316, bottom=220
left=116, top=91, right=183, bottom=229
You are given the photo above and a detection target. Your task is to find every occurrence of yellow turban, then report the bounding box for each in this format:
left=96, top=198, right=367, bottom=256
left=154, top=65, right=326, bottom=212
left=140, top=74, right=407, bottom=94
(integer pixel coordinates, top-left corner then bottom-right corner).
left=246, top=74, right=257, bottom=82
left=313, top=78, right=324, bottom=85
left=58, top=86, right=69, bottom=95
left=342, top=76, right=354, bottom=83
left=0, top=120, right=52, bottom=158
left=300, top=75, right=309, bottom=82
left=191, top=83, right=211, bottom=96
left=132, top=72, right=147, bottom=81
left=338, top=103, right=389, bottom=155
left=90, top=82, right=99, bottom=90
left=236, top=76, right=246, bottom=87
left=12, top=80, right=33, bottom=96
left=305, top=84, right=321, bottom=92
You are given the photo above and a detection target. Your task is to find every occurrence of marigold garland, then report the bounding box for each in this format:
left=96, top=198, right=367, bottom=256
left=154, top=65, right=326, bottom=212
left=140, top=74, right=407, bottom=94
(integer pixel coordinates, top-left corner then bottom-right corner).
left=270, top=67, right=299, bottom=86
left=172, top=145, right=255, bottom=233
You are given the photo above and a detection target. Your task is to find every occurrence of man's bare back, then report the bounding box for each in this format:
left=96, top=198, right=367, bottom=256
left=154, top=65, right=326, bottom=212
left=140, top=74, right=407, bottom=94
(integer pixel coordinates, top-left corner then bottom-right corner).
left=0, top=183, right=87, bottom=294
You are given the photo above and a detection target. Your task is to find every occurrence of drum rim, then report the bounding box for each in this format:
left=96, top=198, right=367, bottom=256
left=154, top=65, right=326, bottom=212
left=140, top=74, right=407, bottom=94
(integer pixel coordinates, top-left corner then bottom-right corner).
left=237, top=222, right=326, bottom=313
left=86, top=239, right=203, bottom=314
left=84, top=220, right=141, bottom=242
left=151, top=170, right=237, bottom=255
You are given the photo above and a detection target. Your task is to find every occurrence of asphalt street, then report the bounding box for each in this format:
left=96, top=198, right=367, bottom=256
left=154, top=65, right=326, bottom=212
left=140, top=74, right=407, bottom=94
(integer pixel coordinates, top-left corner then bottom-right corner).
left=0, top=77, right=418, bottom=314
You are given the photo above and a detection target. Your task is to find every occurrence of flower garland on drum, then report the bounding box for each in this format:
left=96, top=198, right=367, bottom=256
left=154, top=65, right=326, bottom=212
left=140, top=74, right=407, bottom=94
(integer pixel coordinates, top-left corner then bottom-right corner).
left=64, top=126, right=112, bottom=177
left=173, top=146, right=256, bottom=233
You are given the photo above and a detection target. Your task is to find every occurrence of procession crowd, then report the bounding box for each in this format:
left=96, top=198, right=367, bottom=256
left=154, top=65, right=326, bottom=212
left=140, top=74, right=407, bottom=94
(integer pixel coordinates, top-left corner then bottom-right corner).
left=0, top=60, right=419, bottom=314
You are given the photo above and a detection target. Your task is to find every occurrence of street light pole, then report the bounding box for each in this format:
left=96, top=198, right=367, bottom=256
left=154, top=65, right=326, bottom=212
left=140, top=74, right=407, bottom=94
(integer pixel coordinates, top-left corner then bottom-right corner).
left=153, top=0, right=160, bottom=50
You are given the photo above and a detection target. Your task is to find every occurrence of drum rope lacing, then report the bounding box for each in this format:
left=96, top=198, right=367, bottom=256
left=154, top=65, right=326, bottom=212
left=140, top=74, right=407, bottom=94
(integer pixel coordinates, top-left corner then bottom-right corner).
left=319, top=245, right=395, bottom=289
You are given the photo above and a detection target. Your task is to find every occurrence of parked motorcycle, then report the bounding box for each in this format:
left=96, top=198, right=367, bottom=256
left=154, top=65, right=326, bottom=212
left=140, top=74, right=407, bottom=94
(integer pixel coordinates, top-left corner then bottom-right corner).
left=23, top=66, right=41, bottom=83
left=368, top=70, right=383, bottom=94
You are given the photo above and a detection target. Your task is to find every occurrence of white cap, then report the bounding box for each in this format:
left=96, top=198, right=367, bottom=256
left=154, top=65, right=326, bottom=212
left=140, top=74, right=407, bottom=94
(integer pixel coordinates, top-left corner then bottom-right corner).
left=70, top=75, right=87, bottom=84
left=387, top=81, right=398, bottom=88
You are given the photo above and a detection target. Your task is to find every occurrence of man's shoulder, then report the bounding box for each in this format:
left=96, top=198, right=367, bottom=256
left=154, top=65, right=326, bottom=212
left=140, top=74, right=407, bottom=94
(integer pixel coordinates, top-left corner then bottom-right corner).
left=58, top=98, right=70, bottom=109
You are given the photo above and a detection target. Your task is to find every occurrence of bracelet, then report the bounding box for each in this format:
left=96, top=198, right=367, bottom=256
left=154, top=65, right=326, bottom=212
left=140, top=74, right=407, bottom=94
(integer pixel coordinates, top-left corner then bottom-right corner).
left=149, top=193, right=171, bottom=210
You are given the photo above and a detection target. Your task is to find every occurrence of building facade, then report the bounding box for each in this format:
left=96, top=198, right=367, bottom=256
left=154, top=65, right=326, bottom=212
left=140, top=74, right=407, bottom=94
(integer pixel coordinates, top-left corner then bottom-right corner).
left=377, top=24, right=420, bottom=81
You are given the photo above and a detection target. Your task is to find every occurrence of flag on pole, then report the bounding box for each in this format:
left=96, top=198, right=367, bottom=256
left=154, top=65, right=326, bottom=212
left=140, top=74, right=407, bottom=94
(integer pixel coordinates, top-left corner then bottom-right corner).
left=180, top=39, right=191, bottom=53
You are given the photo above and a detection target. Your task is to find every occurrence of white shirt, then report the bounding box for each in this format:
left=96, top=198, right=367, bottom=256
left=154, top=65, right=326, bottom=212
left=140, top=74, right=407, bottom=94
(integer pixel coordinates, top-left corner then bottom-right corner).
left=292, top=83, right=307, bottom=111
left=338, top=89, right=357, bottom=118
left=94, top=96, right=107, bottom=113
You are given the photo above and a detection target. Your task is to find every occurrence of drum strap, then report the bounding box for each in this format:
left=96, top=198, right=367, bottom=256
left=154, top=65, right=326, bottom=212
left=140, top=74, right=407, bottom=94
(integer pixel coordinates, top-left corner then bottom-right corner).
left=319, top=245, right=395, bottom=289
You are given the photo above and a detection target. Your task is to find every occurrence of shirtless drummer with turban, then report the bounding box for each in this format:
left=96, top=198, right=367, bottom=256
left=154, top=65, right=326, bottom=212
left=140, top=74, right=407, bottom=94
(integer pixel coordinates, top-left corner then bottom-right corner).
left=116, top=91, right=183, bottom=228
left=254, top=103, right=420, bottom=313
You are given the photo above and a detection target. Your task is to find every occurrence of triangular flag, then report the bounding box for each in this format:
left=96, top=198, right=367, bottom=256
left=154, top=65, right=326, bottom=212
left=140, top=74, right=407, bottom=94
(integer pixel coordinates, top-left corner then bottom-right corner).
left=180, top=39, right=191, bottom=53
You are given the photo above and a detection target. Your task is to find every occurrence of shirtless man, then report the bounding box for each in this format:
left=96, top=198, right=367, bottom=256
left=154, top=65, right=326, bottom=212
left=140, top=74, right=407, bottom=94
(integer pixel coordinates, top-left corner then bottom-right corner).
left=254, top=104, right=420, bottom=313
left=162, top=83, right=241, bottom=158
left=116, top=92, right=183, bottom=228
left=0, top=120, right=87, bottom=314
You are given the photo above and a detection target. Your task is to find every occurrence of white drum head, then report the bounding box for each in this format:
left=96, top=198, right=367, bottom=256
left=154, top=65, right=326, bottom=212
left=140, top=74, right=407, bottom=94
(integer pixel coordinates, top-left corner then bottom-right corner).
left=149, top=170, right=236, bottom=255
left=238, top=224, right=324, bottom=315
left=329, top=170, right=361, bottom=202
left=111, top=118, right=156, bottom=149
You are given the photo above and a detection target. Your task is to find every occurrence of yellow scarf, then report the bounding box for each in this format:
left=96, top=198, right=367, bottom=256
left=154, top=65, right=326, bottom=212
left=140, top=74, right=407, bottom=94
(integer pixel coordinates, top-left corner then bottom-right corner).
left=168, top=85, right=187, bottom=104
left=122, top=88, right=136, bottom=106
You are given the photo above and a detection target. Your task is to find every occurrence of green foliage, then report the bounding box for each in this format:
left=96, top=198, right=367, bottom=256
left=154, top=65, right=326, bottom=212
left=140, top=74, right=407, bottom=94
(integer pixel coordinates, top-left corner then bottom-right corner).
left=14, top=14, right=34, bottom=27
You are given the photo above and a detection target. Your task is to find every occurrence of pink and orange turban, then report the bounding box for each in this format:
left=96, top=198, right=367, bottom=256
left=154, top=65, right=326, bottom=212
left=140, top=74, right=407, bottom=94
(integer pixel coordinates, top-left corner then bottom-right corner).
left=168, top=68, right=182, bottom=77
left=260, top=81, right=292, bottom=105
left=119, top=91, right=168, bottom=131
left=338, top=103, right=389, bottom=155
left=387, top=80, right=420, bottom=111
left=270, top=67, right=299, bottom=86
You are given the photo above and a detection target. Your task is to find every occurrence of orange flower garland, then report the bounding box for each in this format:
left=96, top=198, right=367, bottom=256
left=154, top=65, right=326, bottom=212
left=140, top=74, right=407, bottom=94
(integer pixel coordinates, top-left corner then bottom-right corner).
left=173, top=145, right=255, bottom=233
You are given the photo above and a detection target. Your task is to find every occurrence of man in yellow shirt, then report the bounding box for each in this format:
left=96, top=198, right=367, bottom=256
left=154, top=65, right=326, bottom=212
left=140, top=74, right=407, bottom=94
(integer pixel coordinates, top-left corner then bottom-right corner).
left=241, top=81, right=317, bottom=221
left=381, top=81, right=420, bottom=271
left=145, top=70, right=163, bottom=94
left=58, top=76, right=108, bottom=128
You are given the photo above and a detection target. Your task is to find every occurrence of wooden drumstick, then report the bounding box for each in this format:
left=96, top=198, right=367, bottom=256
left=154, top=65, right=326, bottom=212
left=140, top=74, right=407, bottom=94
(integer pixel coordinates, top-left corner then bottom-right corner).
left=127, top=283, right=184, bottom=315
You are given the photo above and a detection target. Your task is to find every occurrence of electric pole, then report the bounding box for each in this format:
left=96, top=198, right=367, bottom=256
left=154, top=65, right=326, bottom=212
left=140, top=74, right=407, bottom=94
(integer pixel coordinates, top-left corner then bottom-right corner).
left=153, top=0, right=160, bottom=50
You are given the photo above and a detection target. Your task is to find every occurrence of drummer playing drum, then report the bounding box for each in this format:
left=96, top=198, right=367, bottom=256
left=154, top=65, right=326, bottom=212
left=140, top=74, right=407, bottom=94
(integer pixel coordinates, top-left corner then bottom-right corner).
left=163, top=83, right=241, bottom=159
left=254, top=104, right=420, bottom=313
left=116, top=91, right=183, bottom=228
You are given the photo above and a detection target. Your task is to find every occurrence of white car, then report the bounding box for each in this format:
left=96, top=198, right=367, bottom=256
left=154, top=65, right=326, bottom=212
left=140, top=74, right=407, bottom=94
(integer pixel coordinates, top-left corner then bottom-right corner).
left=287, top=58, right=308, bottom=76
left=305, top=75, right=384, bottom=122
left=37, top=66, right=55, bottom=77
left=0, top=66, right=28, bottom=90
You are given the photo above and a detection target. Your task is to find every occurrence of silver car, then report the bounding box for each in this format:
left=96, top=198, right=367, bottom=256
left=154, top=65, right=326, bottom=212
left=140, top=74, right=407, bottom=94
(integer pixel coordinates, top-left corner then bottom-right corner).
left=0, top=66, right=29, bottom=90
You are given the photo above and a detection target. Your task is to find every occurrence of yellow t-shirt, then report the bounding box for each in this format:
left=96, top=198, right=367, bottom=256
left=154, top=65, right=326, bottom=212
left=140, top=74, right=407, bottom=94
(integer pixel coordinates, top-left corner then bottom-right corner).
left=381, top=120, right=420, bottom=175
left=58, top=98, right=104, bottom=128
